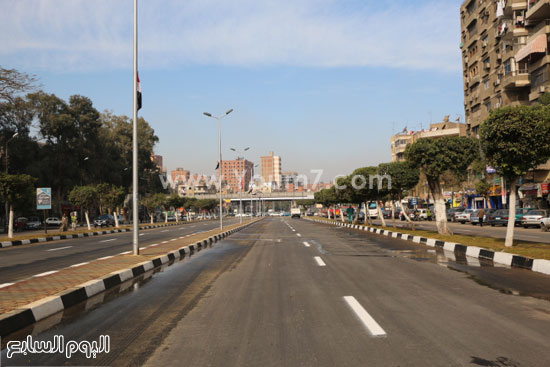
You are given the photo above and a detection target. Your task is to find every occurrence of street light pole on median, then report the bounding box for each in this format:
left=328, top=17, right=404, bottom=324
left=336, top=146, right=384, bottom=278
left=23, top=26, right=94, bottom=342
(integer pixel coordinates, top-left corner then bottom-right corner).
left=204, top=109, right=233, bottom=230
left=230, top=147, right=249, bottom=224
left=132, top=0, right=139, bottom=255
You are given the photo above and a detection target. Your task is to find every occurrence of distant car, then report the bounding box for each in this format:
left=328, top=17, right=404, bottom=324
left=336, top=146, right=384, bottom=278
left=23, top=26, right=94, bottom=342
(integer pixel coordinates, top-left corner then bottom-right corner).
left=455, top=209, right=474, bottom=224
left=26, top=216, right=42, bottom=229
left=447, top=207, right=465, bottom=222
left=167, top=215, right=177, bottom=222
left=45, top=217, right=62, bottom=226
left=411, top=209, right=428, bottom=221
left=521, top=209, right=549, bottom=228
left=541, top=217, right=550, bottom=232
left=14, top=217, right=28, bottom=232
left=94, top=215, right=115, bottom=227
left=291, top=208, right=301, bottom=218
left=515, top=207, right=535, bottom=226
left=488, top=209, right=509, bottom=226
left=470, top=209, right=496, bottom=225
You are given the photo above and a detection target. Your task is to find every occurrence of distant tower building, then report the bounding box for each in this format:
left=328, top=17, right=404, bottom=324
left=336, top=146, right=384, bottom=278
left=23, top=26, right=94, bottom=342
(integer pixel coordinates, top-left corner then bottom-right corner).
left=221, top=158, right=254, bottom=193
left=171, top=168, right=190, bottom=186
left=261, top=151, right=282, bottom=189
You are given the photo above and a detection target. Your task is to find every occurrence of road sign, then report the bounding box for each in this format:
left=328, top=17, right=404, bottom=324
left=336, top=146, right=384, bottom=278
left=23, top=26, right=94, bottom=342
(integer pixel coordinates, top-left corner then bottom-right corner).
left=36, top=188, right=52, bottom=210
left=411, top=198, right=418, bottom=206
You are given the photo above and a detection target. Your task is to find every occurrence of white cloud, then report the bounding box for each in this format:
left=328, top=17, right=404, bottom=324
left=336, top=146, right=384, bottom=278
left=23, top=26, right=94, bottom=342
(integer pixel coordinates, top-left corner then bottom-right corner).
left=0, top=0, right=461, bottom=72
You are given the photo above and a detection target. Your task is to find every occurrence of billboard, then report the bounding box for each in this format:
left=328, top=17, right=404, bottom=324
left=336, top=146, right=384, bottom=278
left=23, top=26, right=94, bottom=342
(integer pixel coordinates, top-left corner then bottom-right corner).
left=36, top=188, right=52, bottom=210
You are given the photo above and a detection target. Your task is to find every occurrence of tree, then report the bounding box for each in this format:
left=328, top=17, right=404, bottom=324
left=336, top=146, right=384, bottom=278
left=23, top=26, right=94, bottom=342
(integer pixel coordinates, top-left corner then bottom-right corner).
left=0, top=67, right=38, bottom=104
left=480, top=105, right=550, bottom=246
left=405, top=136, right=479, bottom=235
left=378, top=161, right=419, bottom=228
left=68, top=185, right=98, bottom=230
left=0, top=173, right=36, bottom=238
left=96, top=184, right=126, bottom=227
left=141, top=193, right=167, bottom=224
left=348, top=166, right=380, bottom=225
left=314, top=188, right=338, bottom=219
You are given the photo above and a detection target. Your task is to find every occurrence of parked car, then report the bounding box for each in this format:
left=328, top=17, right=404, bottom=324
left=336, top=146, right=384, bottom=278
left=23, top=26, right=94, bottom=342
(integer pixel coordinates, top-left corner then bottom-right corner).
left=411, top=209, right=428, bottom=221
left=470, top=209, right=496, bottom=225
left=455, top=209, right=474, bottom=224
left=447, top=207, right=465, bottom=222
left=94, top=214, right=115, bottom=227
left=541, top=217, right=550, bottom=231
left=521, top=209, right=549, bottom=228
left=515, top=207, right=535, bottom=225
left=45, top=217, right=62, bottom=226
left=488, top=209, right=509, bottom=226
left=26, top=216, right=42, bottom=229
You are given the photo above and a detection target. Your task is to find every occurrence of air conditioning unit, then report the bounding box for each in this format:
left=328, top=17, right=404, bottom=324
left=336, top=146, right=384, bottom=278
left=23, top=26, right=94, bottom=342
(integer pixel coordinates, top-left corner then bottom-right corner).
left=494, top=79, right=501, bottom=86
left=484, top=62, right=491, bottom=69
left=482, top=41, right=488, bottom=48
left=496, top=52, right=502, bottom=60
left=539, top=86, right=546, bottom=93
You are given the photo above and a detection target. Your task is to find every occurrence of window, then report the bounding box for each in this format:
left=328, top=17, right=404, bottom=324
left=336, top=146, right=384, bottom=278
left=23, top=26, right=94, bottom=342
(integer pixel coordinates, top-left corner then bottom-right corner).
left=484, top=79, right=489, bottom=89
left=485, top=100, right=492, bottom=111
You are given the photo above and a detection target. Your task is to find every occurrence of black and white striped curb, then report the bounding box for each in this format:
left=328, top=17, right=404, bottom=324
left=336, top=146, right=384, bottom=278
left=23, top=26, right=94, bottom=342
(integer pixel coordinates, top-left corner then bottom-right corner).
left=0, top=220, right=210, bottom=249
left=306, top=218, right=550, bottom=277
left=0, top=220, right=258, bottom=336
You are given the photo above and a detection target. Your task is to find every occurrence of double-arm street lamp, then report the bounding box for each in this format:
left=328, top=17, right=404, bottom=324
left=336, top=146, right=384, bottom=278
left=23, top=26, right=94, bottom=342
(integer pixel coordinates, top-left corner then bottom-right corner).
left=203, top=109, right=233, bottom=230
left=230, top=147, right=250, bottom=224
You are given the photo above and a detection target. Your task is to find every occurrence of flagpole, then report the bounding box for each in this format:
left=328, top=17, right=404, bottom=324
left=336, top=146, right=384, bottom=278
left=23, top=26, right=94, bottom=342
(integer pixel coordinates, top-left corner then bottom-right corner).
left=132, top=0, right=139, bottom=255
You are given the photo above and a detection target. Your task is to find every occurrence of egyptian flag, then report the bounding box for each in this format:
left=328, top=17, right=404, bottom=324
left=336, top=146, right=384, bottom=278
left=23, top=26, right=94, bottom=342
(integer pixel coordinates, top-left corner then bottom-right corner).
left=137, top=73, right=142, bottom=110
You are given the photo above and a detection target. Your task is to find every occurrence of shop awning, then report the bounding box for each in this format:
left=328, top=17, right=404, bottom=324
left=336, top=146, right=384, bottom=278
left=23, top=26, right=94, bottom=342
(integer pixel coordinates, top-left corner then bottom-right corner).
left=515, top=34, right=547, bottom=62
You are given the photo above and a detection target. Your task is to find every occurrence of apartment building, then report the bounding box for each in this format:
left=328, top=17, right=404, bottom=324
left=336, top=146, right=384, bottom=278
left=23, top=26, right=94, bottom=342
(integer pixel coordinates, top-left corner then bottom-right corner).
left=221, top=158, right=254, bottom=193
left=461, top=0, right=550, bottom=135
left=170, top=168, right=190, bottom=186
left=261, top=152, right=282, bottom=188
left=390, top=117, right=467, bottom=162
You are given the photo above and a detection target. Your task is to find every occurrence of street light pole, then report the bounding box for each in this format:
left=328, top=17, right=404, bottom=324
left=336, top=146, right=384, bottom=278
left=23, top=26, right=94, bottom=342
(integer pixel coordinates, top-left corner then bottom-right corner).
left=132, top=0, right=139, bottom=255
left=230, top=147, right=250, bottom=224
left=204, top=109, right=233, bottom=230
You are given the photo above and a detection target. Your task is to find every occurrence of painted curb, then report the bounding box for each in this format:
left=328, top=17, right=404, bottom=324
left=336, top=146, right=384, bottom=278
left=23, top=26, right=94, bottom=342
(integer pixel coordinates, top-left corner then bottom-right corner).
left=306, top=218, right=549, bottom=277
left=0, top=220, right=212, bottom=249
left=0, top=220, right=259, bottom=336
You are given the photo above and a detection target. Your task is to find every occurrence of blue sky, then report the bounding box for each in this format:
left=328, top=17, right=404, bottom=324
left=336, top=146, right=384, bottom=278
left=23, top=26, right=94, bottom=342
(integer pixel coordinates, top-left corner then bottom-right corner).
left=2, top=0, right=464, bottom=182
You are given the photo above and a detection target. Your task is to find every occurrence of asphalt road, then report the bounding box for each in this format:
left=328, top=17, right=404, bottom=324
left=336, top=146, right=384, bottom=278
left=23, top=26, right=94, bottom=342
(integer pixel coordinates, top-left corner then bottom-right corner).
left=371, top=218, right=550, bottom=243
left=2, top=217, right=550, bottom=367
left=0, top=218, right=240, bottom=284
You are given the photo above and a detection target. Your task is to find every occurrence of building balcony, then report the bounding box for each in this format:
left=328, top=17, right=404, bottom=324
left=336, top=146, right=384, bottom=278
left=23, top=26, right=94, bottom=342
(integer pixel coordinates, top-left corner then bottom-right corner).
left=502, top=69, right=530, bottom=89
left=526, top=0, right=550, bottom=21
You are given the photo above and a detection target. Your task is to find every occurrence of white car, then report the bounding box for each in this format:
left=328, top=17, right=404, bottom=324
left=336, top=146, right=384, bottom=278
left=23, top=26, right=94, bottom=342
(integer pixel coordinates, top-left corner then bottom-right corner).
left=540, top=217, right=550, bottom=232
left=45, top=217, right=62, bottom=226
left=455, top=209, right=474, bottom=224
left=521, top=210, right=549, bottom=228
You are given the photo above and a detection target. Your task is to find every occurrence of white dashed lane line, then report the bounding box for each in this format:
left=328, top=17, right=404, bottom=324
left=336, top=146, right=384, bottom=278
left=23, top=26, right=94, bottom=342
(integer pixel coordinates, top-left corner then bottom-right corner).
left=161, top=230, right=170, bottom=232
left=99, top=238, right=116, bottom=243
left=46, top=246, right=73, bottom=252
left=97, top=255, right=114, bottom=261
left=303, top=241, right=311, bottom=247
left=343, top=296, right=387, bottom=337
left=34, top=270, right=59, bottom=277
left=70, top=262, right=90, bottom=267
left=314, top=256, right=326, bottom=266
left=296, top=233, right=301, bottom=237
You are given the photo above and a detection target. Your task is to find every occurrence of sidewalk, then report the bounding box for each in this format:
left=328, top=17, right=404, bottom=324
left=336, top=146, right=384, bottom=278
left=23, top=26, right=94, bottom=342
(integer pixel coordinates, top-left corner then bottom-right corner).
left=0, top=219, right=259, bottom=335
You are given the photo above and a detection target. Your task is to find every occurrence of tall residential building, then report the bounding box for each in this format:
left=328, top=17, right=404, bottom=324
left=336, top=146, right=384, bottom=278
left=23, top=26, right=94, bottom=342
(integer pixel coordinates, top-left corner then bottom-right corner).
left=390, top=116, right=467, bottom=162
left=460, top=0, right=550, bottom=135
left=261, top=151, right=282, bottom=188
left=170, top=168, right=190, bottom=186
left=221, top=158, right=254, bottom=193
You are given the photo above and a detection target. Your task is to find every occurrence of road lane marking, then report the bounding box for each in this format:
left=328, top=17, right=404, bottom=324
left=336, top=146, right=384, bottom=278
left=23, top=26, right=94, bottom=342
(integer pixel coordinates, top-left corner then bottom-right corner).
left=296, top=233, right=301, bottom=237
left=161, top=230, right=170, bottom=232
left=46, top=246, right=73, bottom=252
left=161, top=241, right=169, bottom=244
left=150, top=243, right=159, bottom=247
left=120, top=251, right=131, bottom=255
left=314, top=256, right=326, bottom=266
left=34, top=270, right=59, bottom=277
left=170, top=238, right=177, bottom=241
left=99, top=238, right=116, bottom=243
left=97, top=255, right=114, bottom=260
left=303, top=241, right=311, bottom=247
left=139, top=233, right=145, bottom=236
left=343, top=296, right=386, bottom=337
left=70, top=262, right=90, bottom=267
left=0, top=283, right=14, bottom=288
